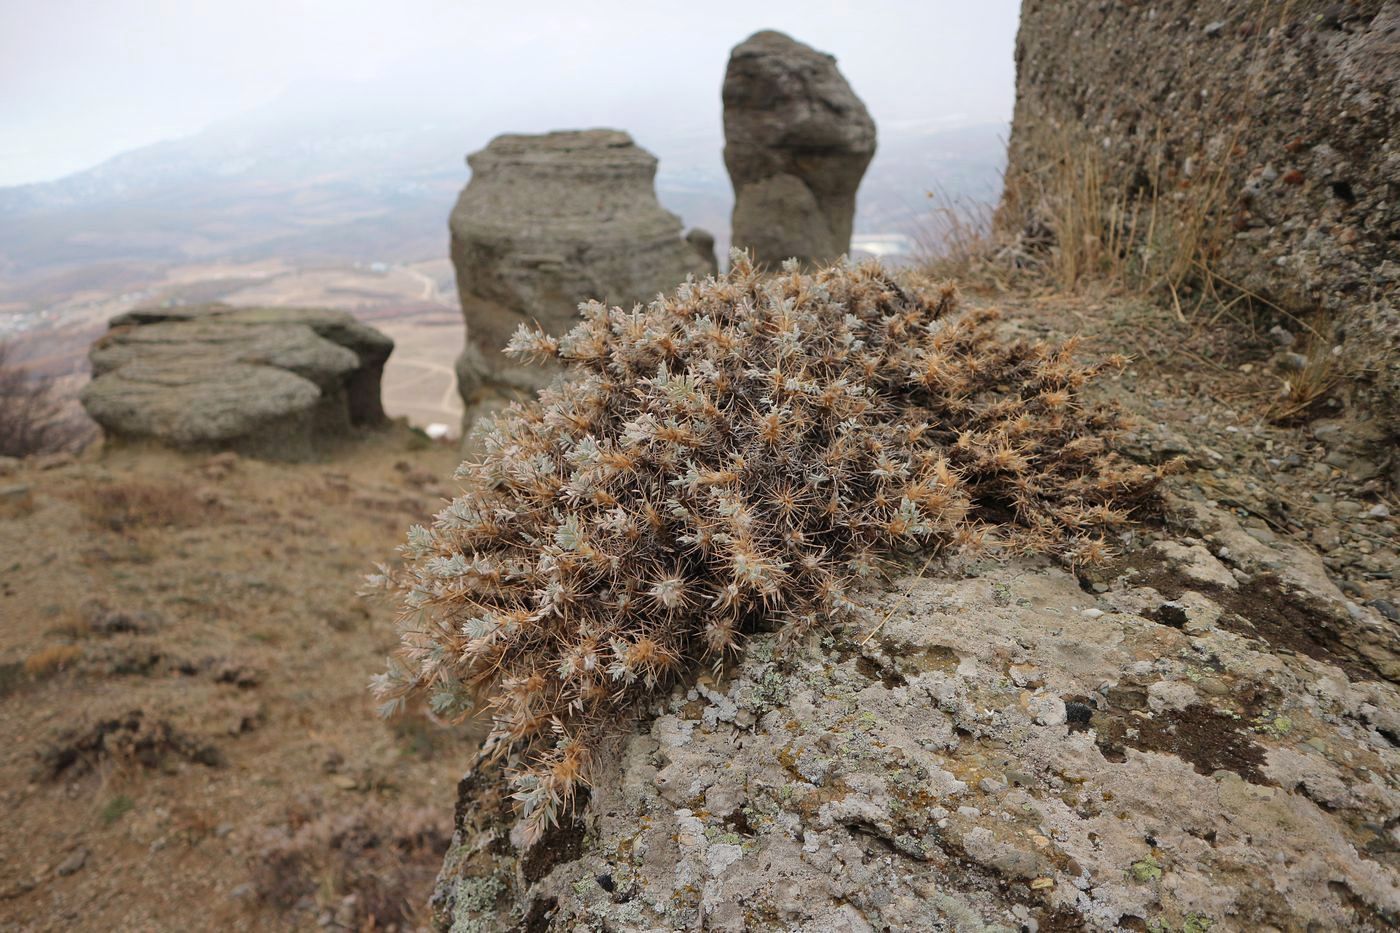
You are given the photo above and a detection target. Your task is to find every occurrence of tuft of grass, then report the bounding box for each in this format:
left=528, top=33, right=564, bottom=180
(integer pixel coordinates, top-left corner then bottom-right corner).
left=932, top=122, right=1239, bottom=324
left=1267, top=342, right=1341, bottom=425
left=24, top=643, right=83, bottom=676
left=72, top=478, right=212, bottom=532
left=101, top=794, right=135, bottom=826
left=373, top=256, right=1165, bottom=841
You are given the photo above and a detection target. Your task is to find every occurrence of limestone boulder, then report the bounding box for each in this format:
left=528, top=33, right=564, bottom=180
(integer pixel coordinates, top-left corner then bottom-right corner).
left=80, top=304, right=392, bottom=460
left=723, top=30, right=876, bottom=267
left=449, top=129, right=711, bottom=430
left=429, top=494, right=1399, bottom=931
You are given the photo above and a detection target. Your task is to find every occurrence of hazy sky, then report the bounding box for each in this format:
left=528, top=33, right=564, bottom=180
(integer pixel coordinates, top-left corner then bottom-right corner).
left=0, top=0, right=1022, bottom=187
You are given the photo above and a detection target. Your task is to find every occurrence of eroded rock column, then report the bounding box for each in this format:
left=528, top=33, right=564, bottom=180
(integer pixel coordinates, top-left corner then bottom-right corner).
left=723, top=30, right=876, bottom=267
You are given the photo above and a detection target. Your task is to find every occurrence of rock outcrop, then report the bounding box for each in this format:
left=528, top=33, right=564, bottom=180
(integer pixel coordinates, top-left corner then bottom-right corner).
left=1006, top=1, right=1400, bottom=437
left=723, top=31, right=876, bottom=267
left=449, top=130, right=711, bottom=430
left=81, top=304, right=392, bottom=460
left=429, top=492, right=1399, bottom=931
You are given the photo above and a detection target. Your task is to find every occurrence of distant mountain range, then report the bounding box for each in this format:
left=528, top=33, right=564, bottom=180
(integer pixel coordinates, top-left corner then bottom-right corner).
left=0, top=104, right=1006, bottom=305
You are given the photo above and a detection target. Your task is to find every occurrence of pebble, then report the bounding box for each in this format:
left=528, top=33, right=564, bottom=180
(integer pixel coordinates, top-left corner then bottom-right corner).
left=1310, top=526, right=1341, bottom=552
left=1366, top=503, right=1390, bottom=519
left=0, top=483, right=30, bottom=503
left=56, top=848, right=88, bottom=877
left=1367, top=600, right=1398, bottom=622
left=1198, top=677, right=1231, bottom=697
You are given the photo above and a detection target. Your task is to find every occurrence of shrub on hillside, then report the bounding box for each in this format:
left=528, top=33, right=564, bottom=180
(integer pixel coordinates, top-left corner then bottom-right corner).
left=0, top=342, right=90, bottom=458
left=373, top=256, right=1163, bottom=840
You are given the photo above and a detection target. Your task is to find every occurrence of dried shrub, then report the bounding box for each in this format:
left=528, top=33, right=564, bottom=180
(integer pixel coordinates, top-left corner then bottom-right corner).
left=23, top=643, right=83, bottom=676
left=1267, top=341, right=1342, bottom=425
left=251, top=799, right=448, bottom=929
left=73, top=477, right=212, bottom=531
left=0, top=342, right=91, bottom=458
left=36, top=709, right=224, bottom=778
left=373, top=257, right=1163, bottom=839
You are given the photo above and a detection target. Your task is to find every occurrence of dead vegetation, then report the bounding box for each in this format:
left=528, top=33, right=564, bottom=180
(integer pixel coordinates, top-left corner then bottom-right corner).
left=0, top=342, right=92, bottom=459
left=923, top=122, right=1236, bottom=317
left=375, top=256, right=1167, bottom=841
left=36, top=709, right=225, bottom=780
left=250, top=797, right=450, bottom=930
left=69, top=476, right=216, bottom=531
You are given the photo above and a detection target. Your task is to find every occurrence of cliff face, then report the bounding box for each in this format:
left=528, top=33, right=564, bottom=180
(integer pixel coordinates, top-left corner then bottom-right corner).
left=1005, top=1, right=1399, bottom=433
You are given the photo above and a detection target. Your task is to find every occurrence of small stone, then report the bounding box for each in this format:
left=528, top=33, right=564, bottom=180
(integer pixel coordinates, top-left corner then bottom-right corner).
left=707, top=843, right=744, bottom=877
left=0, top=483, right=31, bottom=504
left=1025, top=693, right=1067, bottom=727
left=1081, top=607, right=1104, bottom=619
left=1365, top=503, right=1390, bottom=519
left=980, top=777, right=1008, bottom=794
left=56, top=848, right=88, bottom=877
left=1198, top=677, right=1231, bottom=697
left=1310, top=526, right=1342, bottom=552
left=1366, top=600, right=1398, bottom=622
left=1148, top=680, right=1197, bottom=713
left=230, top=882, right=255, bottom=900
left=1204, top=20, right=1225, bottom=36
left=1030, top=876, right=1055, bottom=890
left=1008, top=664, right=1043, bottom=688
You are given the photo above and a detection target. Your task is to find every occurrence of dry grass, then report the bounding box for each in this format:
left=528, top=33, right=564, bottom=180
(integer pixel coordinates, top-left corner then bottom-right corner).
left=939, top=123, right=1239, bottom=319
left=71, top=477, right=214, bottom=531
left=251, top=798, right=449, bottom=930
left=913, top=189, right=1010, bottom=292
left=24, top=643, right=83, bottom=676
left=1266, top=341, right=1343, bottom=425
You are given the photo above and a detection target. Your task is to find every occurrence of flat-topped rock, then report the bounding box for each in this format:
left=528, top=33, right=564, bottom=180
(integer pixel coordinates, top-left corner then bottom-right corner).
left=81, top=304, right=392, bottom=461
left=723, top=30, right=876, bottom=267
left=449, top=129, right=713, bottom=431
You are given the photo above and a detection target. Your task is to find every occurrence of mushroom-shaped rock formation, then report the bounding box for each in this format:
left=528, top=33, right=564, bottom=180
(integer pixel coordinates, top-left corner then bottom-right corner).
left=723, top=30, right=876, bottom=267
left=80, top=304, right=392, bottom=461
left=449, top=129, right=712, bottom=431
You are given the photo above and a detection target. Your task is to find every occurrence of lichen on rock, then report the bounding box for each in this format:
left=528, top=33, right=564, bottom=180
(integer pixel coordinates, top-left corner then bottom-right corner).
left=431, top=522, right=1400, bottom=931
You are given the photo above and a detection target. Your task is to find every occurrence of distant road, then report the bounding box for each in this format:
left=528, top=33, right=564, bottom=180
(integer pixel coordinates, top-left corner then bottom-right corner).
left=401, top=266, right=441, bottom=302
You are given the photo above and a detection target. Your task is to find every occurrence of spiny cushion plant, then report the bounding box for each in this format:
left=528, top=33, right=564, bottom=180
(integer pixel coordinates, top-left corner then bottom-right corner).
left=372, top=255, right=1161, bottom=840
